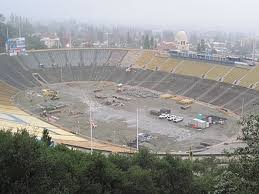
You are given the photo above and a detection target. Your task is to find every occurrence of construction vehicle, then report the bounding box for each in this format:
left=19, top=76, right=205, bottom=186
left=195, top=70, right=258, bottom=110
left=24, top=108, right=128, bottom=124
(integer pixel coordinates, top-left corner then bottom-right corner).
left=42, top=89, right=59, bottom=100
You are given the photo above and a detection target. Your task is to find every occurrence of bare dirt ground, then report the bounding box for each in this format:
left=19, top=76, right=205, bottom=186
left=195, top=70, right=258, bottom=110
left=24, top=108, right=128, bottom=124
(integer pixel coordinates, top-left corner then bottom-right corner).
left=14, top=81, right=240, bottom=153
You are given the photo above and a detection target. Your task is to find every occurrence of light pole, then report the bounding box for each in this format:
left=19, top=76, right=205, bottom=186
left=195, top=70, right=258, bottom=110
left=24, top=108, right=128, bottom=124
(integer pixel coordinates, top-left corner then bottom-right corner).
left=69, top=31, right=72, bottom=48
left=89, top=104, right=93, bottom=154
left=241, top=97, right=245, bottom=116
left=105, top=32, right=111, bottom=48
left=136, top=108, right=139, bottom=151
left=18, top=17, right=21, bottom=37
left=60, top=64, right=63, bottom=82
left=4, top=22, right=9, bottom=53
left=113, top=130, right=116, bottom=144
left=6, top=24, right=8, bottom=39
left=82, top=91, right=94, bottom=154
left=77, top=120, right=80, bottom=134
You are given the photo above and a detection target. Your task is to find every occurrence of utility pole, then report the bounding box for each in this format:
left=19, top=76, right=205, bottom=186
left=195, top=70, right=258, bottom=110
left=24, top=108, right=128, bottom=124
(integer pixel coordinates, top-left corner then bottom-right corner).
left=136, top=108, right=139, bottom=151
left=5, top=22, right=9, bottom=53
left=58, top=39, right=60, bottom=49
left=6, top=25, right=9, bottom=39
left=18, top=16, right=21, bottom=37
left=105, top=32, right=111, bottom=48
left=241, top=97, right=245, bottom=116
left=113, top=130, right=116, bottom=144
left=189, top=145, right=193, bottom=160
left=69, top=32, right=72, bottom=48
left=252, top=37, right=256, bottom=66
left=77, top=120, right=80, bottom=134
left=90, top=104, right=93, bottom=154
left=60, top=65, right=63, bottom=82
left=107, top=32, right=109, bottom=48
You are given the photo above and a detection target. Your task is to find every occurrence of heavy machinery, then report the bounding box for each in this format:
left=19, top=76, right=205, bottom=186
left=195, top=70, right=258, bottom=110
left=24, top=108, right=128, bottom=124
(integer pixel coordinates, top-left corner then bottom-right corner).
left=42, top=89, right=60, bottom=100
left=39, top=102, right=66, bottom=117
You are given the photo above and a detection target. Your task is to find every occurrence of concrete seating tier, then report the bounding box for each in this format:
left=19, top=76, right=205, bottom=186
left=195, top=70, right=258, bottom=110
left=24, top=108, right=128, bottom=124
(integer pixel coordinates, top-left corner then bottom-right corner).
left=33, top=51, right=52, bottom=67
left=121, top=50, right=141, bottom=67
left=206, top=65, right=231, bottom=81
left=239, top=65, right=259, bottom=88
left=1, top=49, right=259, bottom=115
left=107, top=50, right=128, bottom=65
left=66, top=50, right=81, bottom=66
left=223, top=67, right=249, bottom=84
left=135, top=51, right=154, bottom=68
left=174, top=60, right=213, bottom=78
left=147, top=56, right=167, bottom=70
left=159, top=58, right=182, bottom=72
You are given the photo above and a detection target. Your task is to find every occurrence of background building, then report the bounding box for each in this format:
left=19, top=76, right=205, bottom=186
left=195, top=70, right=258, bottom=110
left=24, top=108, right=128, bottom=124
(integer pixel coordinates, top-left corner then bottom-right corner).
left=175, top=31, right=189, bottom=51
left=40, top=37, right=60, bottom=48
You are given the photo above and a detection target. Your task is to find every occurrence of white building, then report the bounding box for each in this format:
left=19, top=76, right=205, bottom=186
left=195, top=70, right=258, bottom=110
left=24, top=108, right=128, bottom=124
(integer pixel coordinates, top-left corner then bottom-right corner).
left=40, top=37, right=60, bottom=48
left=175, top=31, right=189, bottom=51
left=213, top=42, right=228, bottom=54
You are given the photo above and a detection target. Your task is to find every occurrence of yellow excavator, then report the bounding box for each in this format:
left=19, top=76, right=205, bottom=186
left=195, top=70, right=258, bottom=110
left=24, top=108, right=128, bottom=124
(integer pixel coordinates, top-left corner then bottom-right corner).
left=42, top=89, right=59, bottom=100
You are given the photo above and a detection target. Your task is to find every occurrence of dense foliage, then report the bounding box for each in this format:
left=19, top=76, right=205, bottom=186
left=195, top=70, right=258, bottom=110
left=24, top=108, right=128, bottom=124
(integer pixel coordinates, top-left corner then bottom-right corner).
left=214, top=114, right=259, bottom=194
left=0, top=114, right=259, bottom=193
left=0, top=129, right=205, bottom=194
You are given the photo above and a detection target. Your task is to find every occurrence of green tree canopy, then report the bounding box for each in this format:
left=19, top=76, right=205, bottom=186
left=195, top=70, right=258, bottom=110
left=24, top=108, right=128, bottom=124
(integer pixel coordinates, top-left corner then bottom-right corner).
left=0, top=129, right=205, bottom=193
left=41, top=128, right=52, bottom=146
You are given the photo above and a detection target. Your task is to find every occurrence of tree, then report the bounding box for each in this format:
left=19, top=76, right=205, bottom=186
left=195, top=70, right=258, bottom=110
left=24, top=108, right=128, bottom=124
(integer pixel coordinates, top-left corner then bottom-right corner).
left=0, top=14, right=5, bottom=24
left=238, top=114, right=259, bottom=152
left=126, top=31, right=131, bottom=45
left=0, top=129, right=237, bottom=194
left=0, top=13, right=6, bottom=52
left=150, top=36, right=154, bottom=49
left=197, top=39, right=206, bottom=53
left=132, top=148, right=157, bottom=169
left=123, top=166, right=157, bottom=194
left=0, top=130, right=50, bottom=193
left=218, top=114, right=259, bottom=194
left=26, top=35, right=47, bottom=50
left=154, top=155, right=194, bottom=194
left=192, top=157, right=223, bottom=193
left=200, top=39, right=206, bottom=53
left=78, top=152, right=124, bottom=193
left=214, top=171, right=249, bottom=194
left=41, top=128, right=52, bottom=146
left=143, top=34, right=150, bottom=49
left=197, top=43, right=201, bottom=53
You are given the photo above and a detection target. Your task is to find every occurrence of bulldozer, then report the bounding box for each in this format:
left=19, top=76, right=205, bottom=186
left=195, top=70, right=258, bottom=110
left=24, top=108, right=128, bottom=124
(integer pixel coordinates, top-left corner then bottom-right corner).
left=42, top=89, right=60, bottom=100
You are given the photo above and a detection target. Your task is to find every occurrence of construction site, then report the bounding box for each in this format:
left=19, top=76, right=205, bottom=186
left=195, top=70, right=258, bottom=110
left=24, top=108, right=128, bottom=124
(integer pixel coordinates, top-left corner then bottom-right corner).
left=14, top=80, right=239, bottom=153
left=1, top=49, right=258, bottom=154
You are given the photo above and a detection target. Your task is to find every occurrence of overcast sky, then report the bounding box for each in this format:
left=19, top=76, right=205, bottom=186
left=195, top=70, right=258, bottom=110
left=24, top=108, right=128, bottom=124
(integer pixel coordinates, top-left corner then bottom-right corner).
left=1, top=0, right=259, bottom=32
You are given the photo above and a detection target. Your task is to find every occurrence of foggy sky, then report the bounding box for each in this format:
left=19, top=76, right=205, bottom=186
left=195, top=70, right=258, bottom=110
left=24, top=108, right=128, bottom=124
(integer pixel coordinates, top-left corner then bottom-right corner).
left=1, top=0, right=259, bottom=32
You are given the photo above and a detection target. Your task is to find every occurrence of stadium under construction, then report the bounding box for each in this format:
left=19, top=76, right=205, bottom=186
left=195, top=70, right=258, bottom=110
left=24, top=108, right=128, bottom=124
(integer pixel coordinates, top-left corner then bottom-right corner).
left=0, top=49, right=258, bottom=155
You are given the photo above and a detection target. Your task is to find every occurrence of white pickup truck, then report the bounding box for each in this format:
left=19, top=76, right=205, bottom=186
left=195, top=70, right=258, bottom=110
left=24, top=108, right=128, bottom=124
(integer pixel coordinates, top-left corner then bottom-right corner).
left=168, top=115, right=184, bottom=123
left=159, top=114, right=170, bottom=119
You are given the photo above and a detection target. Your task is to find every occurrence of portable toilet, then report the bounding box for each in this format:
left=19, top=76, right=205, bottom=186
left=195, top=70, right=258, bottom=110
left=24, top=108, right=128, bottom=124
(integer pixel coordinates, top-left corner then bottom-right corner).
left=196, top=114, right=204, bottom=120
